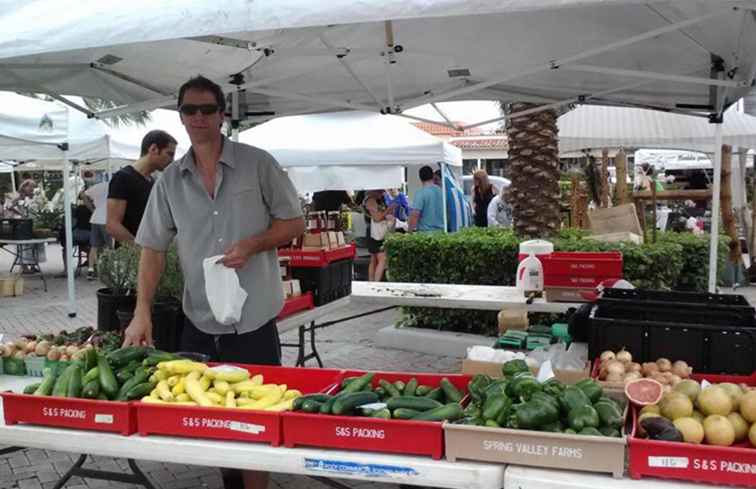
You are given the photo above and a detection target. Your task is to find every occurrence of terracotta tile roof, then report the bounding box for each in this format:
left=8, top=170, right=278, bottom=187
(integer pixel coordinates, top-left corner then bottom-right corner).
left=412, top=121, right=464, bottom=136
left=450, top=137, right=508, bottom=150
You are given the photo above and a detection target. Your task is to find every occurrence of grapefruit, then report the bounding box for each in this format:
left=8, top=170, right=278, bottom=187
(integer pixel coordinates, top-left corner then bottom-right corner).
left=727, top=412, right=749, bottom=443
left=703, top=415, right=735, bottom=446
left=661, top=395, right=693, bottom=420
left=697, top=386, right=733, bottom=416
left=749, top=422, right=756, bottom=447
left=626, top=378, right=664, bottom=406
left=674, top=379, right=701, bottom=403
left=740, top=391, right=756, bottom=423
left=673, top=417, right=704, bottom=444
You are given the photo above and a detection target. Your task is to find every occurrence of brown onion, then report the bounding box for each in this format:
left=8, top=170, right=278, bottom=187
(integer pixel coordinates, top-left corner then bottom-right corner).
left=656, top=358, right=672, bottom=372
left=600, top=351, right=616, bottom=363
left=606, top=360, right=626, bottom=376
left=671, top=360, right=690, bottom=379
left=616, top=349, right=633, bottom=364
left=651, top=372, right=670, bottom=385
left=606, top=372, right=624, bottom=383
left=623, top=371, right=642, bottom=383
left=668, top=374, right=682, bottom=386
left=628, top=362, right=642, bottom=373
left=641, top=362, right=659, bottom=377
left=47, top=349, right=60, bottom=361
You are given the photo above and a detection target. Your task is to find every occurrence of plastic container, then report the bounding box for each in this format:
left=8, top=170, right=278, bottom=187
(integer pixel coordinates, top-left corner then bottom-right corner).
left=0, top=218, right=33, bottom=240
left=281, top=371, right=470, bottom=459
left=278, top=244, right=356, bottom=268
left=540, top=251, right=623, bottom=280
left=628, top=372, right=756, bottom=488
left=516, top=253, right=544, bottom=296
left=278, top=292, right=315, bottom=320
left=1, top=393, right=136, bottom=435
left=601, top=288, right=751, bottom=307
left=24, top=356, right=46, bottom=377
left=136, top=364, right=343, bottom=446
left=291, top=258, right=353, bottom=306
left=517, top=239, right=554, bottom=261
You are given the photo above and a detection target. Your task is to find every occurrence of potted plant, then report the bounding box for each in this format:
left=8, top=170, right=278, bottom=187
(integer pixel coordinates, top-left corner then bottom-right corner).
left=96, top=243, right=140, bottom=332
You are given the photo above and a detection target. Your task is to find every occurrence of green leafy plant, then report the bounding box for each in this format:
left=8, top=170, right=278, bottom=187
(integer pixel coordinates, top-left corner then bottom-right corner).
left=98, top=243, right=183, bottom=299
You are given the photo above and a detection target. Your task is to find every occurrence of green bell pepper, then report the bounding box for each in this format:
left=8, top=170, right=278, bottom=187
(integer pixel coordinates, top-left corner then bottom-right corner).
left=501, top=359, right=530, bottom=377
left=578, top=427, right=603, bottom=437
left=468, top=374, right=492, bottom=402
left=482, top=394, right=512, bottom=421
left=567, top=405, right=600, bottom=432
left=542, top=378, right=565, bottom=397
left=531, top=391, right=560, bottom=412
left=539, top=419, right=564, bottom=433
left=594, top=399, right=623, bottom=429
left=599, top=426, right=621, bottom=438
left=508, top=398, right=559, bottom=430
left=509, top=375, right=542, bottom=401
left=484, top=379, right=509, bottom=399
left=575, top=379, right=603, bottom=404
left=559, top=386, right=591, bottom=414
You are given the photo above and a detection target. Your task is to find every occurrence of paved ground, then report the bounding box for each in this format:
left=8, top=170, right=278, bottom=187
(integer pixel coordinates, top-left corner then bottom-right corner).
left=0, top=244, right=461, bottom=489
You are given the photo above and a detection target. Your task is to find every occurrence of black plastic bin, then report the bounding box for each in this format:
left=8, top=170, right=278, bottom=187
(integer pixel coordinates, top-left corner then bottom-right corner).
left=594, top=301, right=756, bottom=327
left=0, top=219, right=33, bottom=240
left=291, top=258, right=353, bottom=306
left=600, top=288, right=751, bottom=307
left=588, top=311, right=756, bottom=375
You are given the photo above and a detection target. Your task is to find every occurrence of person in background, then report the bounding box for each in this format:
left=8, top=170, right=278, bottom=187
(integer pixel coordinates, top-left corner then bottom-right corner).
left=84, top=174, right=112, bottom=280
left=408, top=166, right=445, bottom=232
left=472, top=169, right=496, bottom=227
left=311, top=190, right=353, bottom=212
left=487, top=185, right=512, bottom=228
left=364, top=190, right=395, bottom=281
left=57, top=190, right=93, bottom=276
left=384, top=188, right=409, bottom=222
left=123, top=75, right=304, bottom=489
left=107, top=130, right=177, bottom=243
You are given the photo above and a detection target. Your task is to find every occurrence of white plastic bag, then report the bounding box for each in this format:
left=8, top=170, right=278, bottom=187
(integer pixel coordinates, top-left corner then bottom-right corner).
left=203, top=255, right=248, bottom=325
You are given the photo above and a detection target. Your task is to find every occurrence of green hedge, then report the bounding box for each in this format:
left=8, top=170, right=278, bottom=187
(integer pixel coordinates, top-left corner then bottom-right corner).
left=385, top=228, right=727, bottom=335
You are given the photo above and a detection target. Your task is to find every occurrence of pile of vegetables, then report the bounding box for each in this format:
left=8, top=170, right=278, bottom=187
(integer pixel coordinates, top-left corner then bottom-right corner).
left=292, top=372, right=465, bottom=421
left=2, top=329, right=122, bottom=365
left=597, top=349, right=692, bottom=388
left=636, top=377, right=756, bottom=447
left=141, top=362, right=301, bottom=411
left=456, top=359, right=624, bottom=437
left=23, top=347, right=185, bottom=401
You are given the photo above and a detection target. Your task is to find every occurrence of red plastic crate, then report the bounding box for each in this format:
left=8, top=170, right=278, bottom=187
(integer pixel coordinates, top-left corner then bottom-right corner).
left=277, top=292, right=314, bottom=320
left=135, top=365, right=343, bottom=445
left=1, top=393, right=136, bottom=435
left=544, top=275, right=616, bottom=288
left=278, top=244, right=356, bottom=268
left=541, top=251, right=623, bottom=277
left=628, top=373, right=756, bottom=487
left=282, top=371, right=470, bottom=459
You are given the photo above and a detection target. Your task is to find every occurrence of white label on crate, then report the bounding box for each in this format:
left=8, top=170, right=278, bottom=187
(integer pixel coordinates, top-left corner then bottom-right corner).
left=482, top=441, right=583, bottom=459
left=648, top=457, right=689, bottom=469
left=335, top=426, right=385, bottom=439
left=94, top=414, right=114, bottom=424
left=41, top=407, right=86, bottom=419
left=228, top=421, right=266, bottom=435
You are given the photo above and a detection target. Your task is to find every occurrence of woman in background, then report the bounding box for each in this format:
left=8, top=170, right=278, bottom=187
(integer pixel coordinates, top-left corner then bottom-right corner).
left=472, top=169, right=496, bottom=227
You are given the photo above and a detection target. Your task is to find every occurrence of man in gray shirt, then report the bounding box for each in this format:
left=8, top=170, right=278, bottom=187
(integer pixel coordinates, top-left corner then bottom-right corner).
left=123, top=76, right=304, bottom=489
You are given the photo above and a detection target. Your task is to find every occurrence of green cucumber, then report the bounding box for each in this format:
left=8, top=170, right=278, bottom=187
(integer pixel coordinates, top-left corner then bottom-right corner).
left=320, top=393, right=348, bottom=414
left=301, top=400, right=324, bottom=413
left=66, top=364, right=83, bottom=398
left=369, top=408, right=391, bottom=419
left=392, top=408, right=422, bottom=419
left=424, top=387, right=444, bottom=402
left=51, top=365, right=73, bottom=397
left=393, top=380, right=406, bottom=394
left=331, top=392, right=380, bottom=415
left=379, top=379, right=401, bottom=398
left=83, top=366, right=99, bottom=384
left=341, top=373, right=374, bottom=394
left=116, top=367, right=150, bottom=401
left=125, top=382, right=154, bottom=401
left=33, top=368, right=57, bottom=396
left=440, top=378, right=463, bottom=403
left=293, top=393, right=332, bottom=411
left=81, top=379, right=100, bottom=399
left=24, top=383, right=42, bottom=395
left=403, top=378, right=418, bottom=397
left=386, top=396, right=443, bottom=412
left=374, top=387, right=386, bottom=398
left=411, top=403, right=464, bottom=422
left=415, top=385, right=432, bottom=396
left=97, top=353, right=119, bottom=399
left=340, top=376, right=360, bottom=388
left=142, top=352, right=178, bottom=367
left=106, top=346, right=152, bottom=368
left=84, top=348, right=98, bottom=372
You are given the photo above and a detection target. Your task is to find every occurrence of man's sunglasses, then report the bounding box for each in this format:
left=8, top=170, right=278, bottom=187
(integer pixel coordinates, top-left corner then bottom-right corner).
left=179, top=104, right=221, bottom=116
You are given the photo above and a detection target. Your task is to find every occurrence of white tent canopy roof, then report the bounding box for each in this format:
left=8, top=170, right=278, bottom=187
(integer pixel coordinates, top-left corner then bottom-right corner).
left=240, top=111, right=461, bottom=192
left=0, top=1, right=753, bottom=125
left=559, top=105, right=756, bottom=154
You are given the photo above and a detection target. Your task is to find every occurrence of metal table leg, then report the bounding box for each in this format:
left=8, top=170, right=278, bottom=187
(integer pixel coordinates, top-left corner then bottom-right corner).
left=52, top=454, right=156, bottom=489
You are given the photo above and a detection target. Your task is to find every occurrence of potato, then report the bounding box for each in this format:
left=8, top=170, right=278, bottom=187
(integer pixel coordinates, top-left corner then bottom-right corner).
left=66, top=345, right=79, bottom=357
left=47, top=349, right=61, bottom=361
left=35, top=341, right=51, bottom=357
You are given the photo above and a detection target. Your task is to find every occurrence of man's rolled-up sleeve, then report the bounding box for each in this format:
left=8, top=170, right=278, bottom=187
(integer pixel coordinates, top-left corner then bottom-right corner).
left=259, top=152, right=303, bottom=220
left=136, top=179, right=176, bottom=251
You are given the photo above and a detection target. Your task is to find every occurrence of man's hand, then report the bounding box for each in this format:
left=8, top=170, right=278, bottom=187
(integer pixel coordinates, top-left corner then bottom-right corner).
left=221, top=238, right=258, bottom=269
left=122, top=310, right=154, bottom=347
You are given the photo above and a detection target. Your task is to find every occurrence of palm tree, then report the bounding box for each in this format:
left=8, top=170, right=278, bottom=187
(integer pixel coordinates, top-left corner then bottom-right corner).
left=500, top=102, right=562, bottom=238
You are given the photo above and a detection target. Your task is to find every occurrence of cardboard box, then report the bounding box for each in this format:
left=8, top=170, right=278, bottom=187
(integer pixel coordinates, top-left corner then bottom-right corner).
left=461, top=359, right=590, bottom=385
left=0, top=275, right=23, bottom=297
left=444, top=391, right=627, bottom=477
left=588, top=203, right=642, bottom=236
left=588, top=231, right=643, bottom=244
left=302, top=232, right=330, bottom=249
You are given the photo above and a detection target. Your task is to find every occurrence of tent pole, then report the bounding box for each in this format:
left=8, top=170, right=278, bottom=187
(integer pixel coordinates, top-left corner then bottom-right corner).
left=10, top=167, right=16, bottom=193
left=231, top=91, right=240, bottom=142
left=62, top=144, right=76, bottom=317
left=441, top=163, right=448, bottom=234
left=708, top=123, right=724, bottom=293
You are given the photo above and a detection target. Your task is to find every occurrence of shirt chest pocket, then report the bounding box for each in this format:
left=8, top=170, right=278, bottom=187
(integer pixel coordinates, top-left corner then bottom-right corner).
left=228, top=185, right=268, bottom=236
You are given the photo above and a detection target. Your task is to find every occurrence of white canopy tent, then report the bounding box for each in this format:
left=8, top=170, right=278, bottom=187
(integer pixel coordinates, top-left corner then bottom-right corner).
left=1, top=1, right=755, bottom=292
left=240, top=111, right=462, bottom=193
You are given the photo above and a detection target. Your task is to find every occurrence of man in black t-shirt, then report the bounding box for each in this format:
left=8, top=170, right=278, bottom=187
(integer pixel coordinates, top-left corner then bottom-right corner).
left=107, top=130, right=177, bottom=243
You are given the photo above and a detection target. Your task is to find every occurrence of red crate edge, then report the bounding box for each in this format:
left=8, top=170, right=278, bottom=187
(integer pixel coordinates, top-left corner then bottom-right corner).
left=278, top=292, right=315, bottom=320
left=279, top=244, right=356, bottom=268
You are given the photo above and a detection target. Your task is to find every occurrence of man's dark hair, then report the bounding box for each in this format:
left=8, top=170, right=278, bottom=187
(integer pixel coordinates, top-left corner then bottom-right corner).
left=177, top=75, right=226, bottom=111
left=21, top=173, right=31, bottom=180
left=140, top=130, right=177, bottom=157
left=419, top=165, right=434, bottom=182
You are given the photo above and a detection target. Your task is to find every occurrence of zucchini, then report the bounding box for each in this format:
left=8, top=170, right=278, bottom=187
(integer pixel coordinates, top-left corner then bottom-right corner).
left=142, top=352, right=178, bottom=367
left=424, top=387, right=444, bottom=402
left=81, top=379, right=101, bottom=399
left=341, top=373, right=374, bottom=394
left=116, top=367, right=150, bottom=401
left=116, top=370, right=134, bottom=384
left=393, top=380, right=406, bottom=394
left=300, top=399, right=324, bottom=413
left=24, top=383, right=42, bottom=395
left=379, top=379, right=401, bottom=398
left=415, top=385, right=432, bottom=396
left=374, top=386, right=386, bottom=398
left=320, top=393, right=346, bottom=414
left=411, top=403, right=464, bottom=422
left=52, top=365, right=72, bottom=397
left=331, top=392, right=379, bottom=415
left=97, top=353, right=119, bottom=399
left=392, top=408, right=422, bottom=419
left=33, top=367, right=57, bottom=396
left=369, top=408, right=391, bottom=419
left=440, top=378, right=462, bottom=403
left=84, top=348, right=98, bottom=372
left=386, top=396, right=443, bottom=412
left=106, top=346, right=152, bottom=368
left=293, top=393, right=332, bottom=411
left=340, top=376, right=360, bottom=388
left=125, top=382, right=154, bottom=401
left=66, top=364, right=83, bottom=398
left=83, top=366, right=99, bottom=384
left=403, top=378, right=418, bottom=397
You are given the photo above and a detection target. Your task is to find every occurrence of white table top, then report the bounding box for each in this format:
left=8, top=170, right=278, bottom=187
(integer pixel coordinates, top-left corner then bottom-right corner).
left=505, top=465, right=709, bottom=489
left=351, top=281, right=580, bottom=314
left=0, top=238, right=56, bottom=245
left=277, top=296, right=352, bottom=334
left=0, top=375, right=503, bottom=489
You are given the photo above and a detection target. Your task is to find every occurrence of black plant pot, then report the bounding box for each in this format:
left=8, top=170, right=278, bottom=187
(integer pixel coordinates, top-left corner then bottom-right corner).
left=97, top=288, right=136, bottom=332
left=116, top=297, right=182, bottom=352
